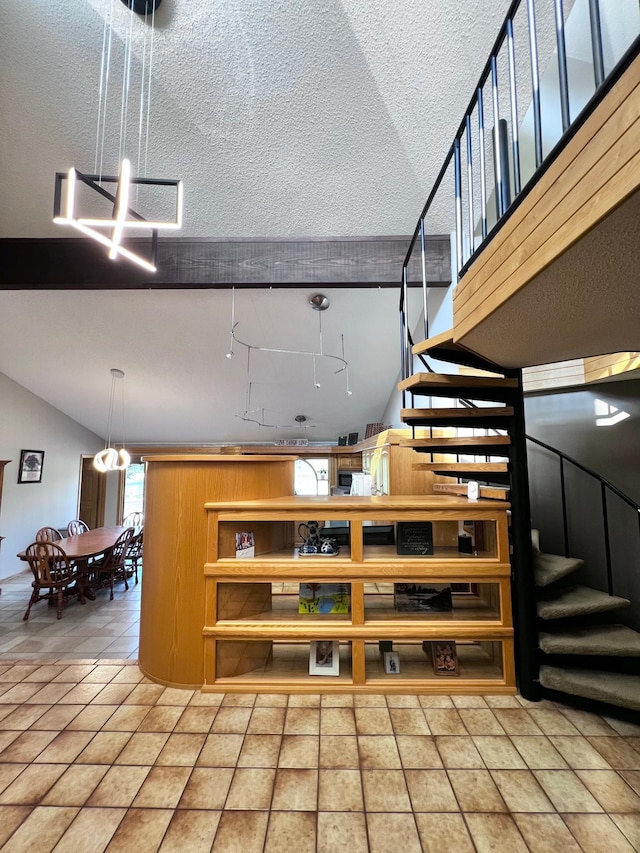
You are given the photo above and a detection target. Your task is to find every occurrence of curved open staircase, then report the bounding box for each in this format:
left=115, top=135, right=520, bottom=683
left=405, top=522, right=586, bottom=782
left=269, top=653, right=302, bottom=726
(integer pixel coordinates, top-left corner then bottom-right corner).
left=400, top=329, right=640, bottom=717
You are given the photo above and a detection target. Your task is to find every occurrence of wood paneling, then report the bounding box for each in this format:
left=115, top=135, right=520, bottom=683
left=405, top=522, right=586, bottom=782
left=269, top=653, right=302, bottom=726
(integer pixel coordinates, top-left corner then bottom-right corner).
left=584, top=351, right=640, bottom=383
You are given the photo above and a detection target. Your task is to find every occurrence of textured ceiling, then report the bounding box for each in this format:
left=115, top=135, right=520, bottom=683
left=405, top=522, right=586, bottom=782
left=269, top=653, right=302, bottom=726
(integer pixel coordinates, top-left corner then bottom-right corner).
left=0, top=0, right=514, bottom=443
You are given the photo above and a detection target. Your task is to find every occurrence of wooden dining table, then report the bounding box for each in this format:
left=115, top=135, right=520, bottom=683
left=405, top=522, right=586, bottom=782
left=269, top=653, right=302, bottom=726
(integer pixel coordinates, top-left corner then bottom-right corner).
left=18, top=526, right=126, bottom=602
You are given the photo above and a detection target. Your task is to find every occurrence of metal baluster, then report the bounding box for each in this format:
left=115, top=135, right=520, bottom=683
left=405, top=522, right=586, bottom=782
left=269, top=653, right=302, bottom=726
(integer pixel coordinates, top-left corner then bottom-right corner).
left=465, top=115, right=475, bottom=254
left=506, top=18, right=521, bottom=196
left=420, top=218, right=429, bottom=341
left=560, top=457, right=569, bottom=556
left=454, top=137, right=463, bottom=277
left=527, top=0, right=543, bottom=168
left=601, top=483, right=613, bottom=595
left=588, top=0, right=605, bottom=88
left=554, top=0, right=571, bottom=133
left=399, top=302, right=407, bottom=403
left=478, top=87, right=488, bottom=239
left=402, top=265, right=410, bottom=384
left=491, top=56, right=504, bottom=219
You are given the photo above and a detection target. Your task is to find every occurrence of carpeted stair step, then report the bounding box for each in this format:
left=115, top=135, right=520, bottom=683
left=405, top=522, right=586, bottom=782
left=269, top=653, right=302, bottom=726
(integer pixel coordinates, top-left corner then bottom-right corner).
left=537, top=585, right=630, bottom=620
left=539, top=624, right=640, bottom=656
left=540, top=665, right=640, bottom=711
left=534, top=552, right=584, bottom=587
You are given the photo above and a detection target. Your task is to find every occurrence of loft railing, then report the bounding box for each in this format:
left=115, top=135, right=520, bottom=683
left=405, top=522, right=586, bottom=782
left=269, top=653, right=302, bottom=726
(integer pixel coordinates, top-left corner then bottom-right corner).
left=399, top=0, right=640, bottom=386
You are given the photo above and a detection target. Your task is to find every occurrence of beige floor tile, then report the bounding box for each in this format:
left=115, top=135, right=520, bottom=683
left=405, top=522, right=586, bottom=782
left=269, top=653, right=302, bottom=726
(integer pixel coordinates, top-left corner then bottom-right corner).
left=318, top=768, right=363, bottom=811
left=122, top=683, right=165, bottom=705
left=386, top=694, right=421, bottom=708
left=575, top=769, right=640, bottom=813
left=510, top=735, right=569, bottom=769
left=449, top=768, right=507, bottom=812
left=172, top=706, right=218, bottom=733
left=212, top=810, right=269, bottom=852
left=271, top=768, right=318, bottom=810
left=196, top=733, right=244, bottom=767
left=110, top=666, right=144, bottom=685
left=41, top=764, right=108, bottom=806
left=395, top=734, right=443, bottom=769
left=317, top=811, right=368, bottom=853
left=587, top=736, right=640, bottom=770
left=34, top=731, right=95, bottom=763
left=603, top=717, right=640, bottom=736
left=404, top=768, right=459, bottom=812
left=23, top=665, right=68, bottom=683
left=264, top=811, right=316, bottom=853
left=358, top=735, right=402, bottom=769
left=490, top=769, right=555, bottom=812
left=159, top=809, right=221, bottom=853
left=99, top=704, right=150, bottom=731
left=492, top=709, right=543, bottom=735
left=414, top=813, right=475, bottom=852
left=103, top=807, right=173, bottom=852
left=29, top=704, right=84, bottom=730
left=562, top=813, right=636, bottom=853
left=389, top=708, right=430, bottom=735
left=464, top=813, right=529, bottom=852
left=435, top=735, right=485, bottom=768
left=0, top=763, right=67, bottom=805
left=514, top=813, right=582, bottom=853
left=0, top=705, right=19, bottom=723
left=279, top=734, right=319, bottom=768
left=237, top=734, right=282, bottom=768
left=86, top=765, right=151, bottom=807
left=458, top=709, right=506, bottom=736
left=254, top=693, right=288, bottom=707
left=80, top=665, right=124, bottom=683
left=247, top=706, right=286, bottom=734
left=64, top=704, right=117, bottom=731
left=319, top=734, right=359, bottom=769
left=366, top=812, right=422, bottom=853
left=527, top=709, right=581, bottom=735
left=284, top=707, right=320, bottom=735
left=75, top=731, right=131, bottom=765
left=155, top=732, right=206, bottom=766
left=534, top=769, right=604, bottom=812
left=452, top=695, right=489, bottom=709
left=0, top=805, right=34, bottom=847
left=422, top=709, right=467, bottom=735
left=0, top=730, right=58, bottom=762
left=320, top=693, right=354, bottom=707
left=557, top=707, right=618, bottom=736
left=472, top=735, right=527, bottom=769
left=52, top=665, right=98, bottom=683
left=0, top=683, right=46, bottom=703
left=113, top=732, right=170, bottom=765
left=225, top=767, right=276, bottom=810
left=353, top=694, right=388, bottom=707
left=0, top=764, right=28, bottom=795
left=210, top=706, right=252, bottom=734
left=55, top=683, right=105, bottom=704
left=0, top=704, right=52, bottom=730
left=355, top=707, right=393, bottom=735
left=0, top=665, right=40, bottom=682
left=0, top=805, right=79, bottom=853
left=549, top=735, right=612, bottom=769
left=220, top=693, right=256, bottom=707
left=131, top=765, right=191, bottom=808
left=610, top=814, right=640, bottom=851
left=25, top=683, right=76, bottom=704
left=178, top=767, right=234, bottom=809
left=187, top=692, right=224, bottom=707
left=320, top=707, right=356, bottom=735
left=52, top=806, right=127, bottom=853
left=484, top=695, right=521, bottom=708
left=619, top=770, right=640, bottom=795
left=136, top=705, right=184, bottom=733
left=288, top=694, right=321, bottom=707
left=362, top=769, right=411, bottom=812
left=89, top=683, right=136, bottom=705
left=0, top=730, right=21, bottom=754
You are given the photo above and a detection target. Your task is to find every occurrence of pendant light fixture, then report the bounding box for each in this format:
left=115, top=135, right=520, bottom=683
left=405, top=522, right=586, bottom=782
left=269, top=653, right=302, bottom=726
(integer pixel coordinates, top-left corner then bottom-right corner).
left=53, top=0, right=182, bottom=272
left=94, top=369, right=131, bottom=472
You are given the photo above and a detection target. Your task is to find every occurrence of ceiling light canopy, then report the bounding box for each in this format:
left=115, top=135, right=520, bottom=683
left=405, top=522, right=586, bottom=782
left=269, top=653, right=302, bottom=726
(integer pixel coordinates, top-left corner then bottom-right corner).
left=94, top=368, right=131, bottom=473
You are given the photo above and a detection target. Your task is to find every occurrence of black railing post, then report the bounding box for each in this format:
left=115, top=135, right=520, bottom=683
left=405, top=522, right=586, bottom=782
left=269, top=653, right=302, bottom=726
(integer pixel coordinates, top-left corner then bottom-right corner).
left=465, top=115, right=475, bottom=255
left=419, top=218, right=429, bottom=341
left=477, top=87, right=488, bottom=240
left=559, top=457, right=569, bottom=556
left=506, top=17, right=522, bottom=196
left=402, top=266, right=410, bottom=386
left=554, top=0, right=571, bottom=133
left=491, top=56, right=504, bottom=220
left=454, top=137, right=463, bottom=275
left=509, top=371, right=540, bottom=701
left=601, top=483, right=614, bottom=595
left=526, top=0, right=544, bottom=168
left=589, top=0, right=605, bottom=88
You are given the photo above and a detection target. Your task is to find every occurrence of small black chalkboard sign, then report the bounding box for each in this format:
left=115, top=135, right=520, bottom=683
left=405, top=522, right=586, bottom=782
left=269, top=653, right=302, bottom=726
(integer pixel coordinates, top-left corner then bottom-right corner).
left=396, top=521, right=434, bottom=555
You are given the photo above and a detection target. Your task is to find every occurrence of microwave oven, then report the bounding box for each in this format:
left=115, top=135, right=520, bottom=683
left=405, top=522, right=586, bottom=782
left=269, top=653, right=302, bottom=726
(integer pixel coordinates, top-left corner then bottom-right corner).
left=337, top=471, right=360, bottom=488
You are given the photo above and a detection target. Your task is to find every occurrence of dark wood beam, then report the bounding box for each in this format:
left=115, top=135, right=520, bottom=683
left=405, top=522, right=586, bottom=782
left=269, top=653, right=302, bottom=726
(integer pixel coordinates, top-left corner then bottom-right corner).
left=0, top=236, right=451, bottom=289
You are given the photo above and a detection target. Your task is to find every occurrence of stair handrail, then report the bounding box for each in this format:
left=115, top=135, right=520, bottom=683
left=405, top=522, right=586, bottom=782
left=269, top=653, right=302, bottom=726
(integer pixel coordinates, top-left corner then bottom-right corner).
left=399, top=0, right=640, bottom=382
left=526, top=434, right=640, bottom=597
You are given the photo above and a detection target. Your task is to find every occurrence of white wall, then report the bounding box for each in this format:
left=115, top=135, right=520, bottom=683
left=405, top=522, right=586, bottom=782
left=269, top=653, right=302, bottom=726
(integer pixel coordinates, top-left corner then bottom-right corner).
left=0, top=372, right=104, bottom=580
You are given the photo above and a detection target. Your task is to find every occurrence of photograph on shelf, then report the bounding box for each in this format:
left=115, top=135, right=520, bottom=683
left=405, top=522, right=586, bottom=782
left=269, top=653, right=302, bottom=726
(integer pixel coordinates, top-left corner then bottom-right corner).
left=383, top=651, right=401, bottom=674
left=299, top=583, right=350, bottom=614
left=235, top=531, right=255, bottom=559
left=309, top=640, right=340, bottom=676
left=431, top=640, right=460, bottom=676
left=396, top=521, right=434, bottom=555
left=394, top=583, right=452, bottom=612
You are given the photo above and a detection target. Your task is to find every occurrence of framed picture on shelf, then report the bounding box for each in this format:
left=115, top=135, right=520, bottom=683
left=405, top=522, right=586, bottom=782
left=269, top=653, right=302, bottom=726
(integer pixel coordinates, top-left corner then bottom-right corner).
left=383, top=651, right=400, bottom=674
left=235, top=531, right=255, bottom=558
left=309, top=640, right=340, bottom=676
left=18, top=449, right=45, bottom=484
left=431, top=640, right=459, bottom=676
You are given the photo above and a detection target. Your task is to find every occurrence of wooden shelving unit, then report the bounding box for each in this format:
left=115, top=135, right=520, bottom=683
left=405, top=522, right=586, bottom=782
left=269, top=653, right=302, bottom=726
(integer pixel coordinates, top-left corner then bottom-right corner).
left=204, top=495, right=515, bottom=694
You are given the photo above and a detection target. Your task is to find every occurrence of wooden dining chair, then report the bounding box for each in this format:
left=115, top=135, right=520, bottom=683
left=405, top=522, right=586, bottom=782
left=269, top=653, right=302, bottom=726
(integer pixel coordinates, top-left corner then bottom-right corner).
left=67, top=519, right=90, bottom=536
left=92, top=527, right=135, bottom=600
left=123, top=511, right=144, bottom=529
left=23, top=541, right=82, bottom=620
left=35, top=526, right=63, bottom=542
left=125, top=528, right=143, bottom=584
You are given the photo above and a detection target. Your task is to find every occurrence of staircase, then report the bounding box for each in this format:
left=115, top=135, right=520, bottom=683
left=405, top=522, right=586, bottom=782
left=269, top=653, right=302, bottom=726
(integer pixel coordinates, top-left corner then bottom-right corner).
left=400, top=329, right=640, bottom=716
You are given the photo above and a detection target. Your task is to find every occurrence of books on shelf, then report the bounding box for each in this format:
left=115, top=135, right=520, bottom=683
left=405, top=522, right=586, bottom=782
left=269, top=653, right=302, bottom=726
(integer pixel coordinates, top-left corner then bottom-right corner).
left=299, top=583, right=350, bottom=614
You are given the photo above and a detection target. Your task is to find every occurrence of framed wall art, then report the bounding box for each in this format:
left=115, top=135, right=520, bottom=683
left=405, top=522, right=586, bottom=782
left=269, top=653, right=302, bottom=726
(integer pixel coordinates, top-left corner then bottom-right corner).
left=18, top=450, right=45, bottom=484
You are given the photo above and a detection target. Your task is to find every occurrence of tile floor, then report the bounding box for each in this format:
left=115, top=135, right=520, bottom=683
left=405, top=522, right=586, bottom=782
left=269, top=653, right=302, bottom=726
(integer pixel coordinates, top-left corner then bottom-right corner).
left=0, top=570, right=638, bottom=851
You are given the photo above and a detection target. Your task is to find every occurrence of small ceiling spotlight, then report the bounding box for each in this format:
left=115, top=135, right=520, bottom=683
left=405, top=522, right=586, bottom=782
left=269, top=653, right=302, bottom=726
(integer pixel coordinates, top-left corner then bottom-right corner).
left=120, top=0, right=162, bottom=14
left=294, top=415, right=308, bottom=423
left=309, top=293, right=330, bottom=311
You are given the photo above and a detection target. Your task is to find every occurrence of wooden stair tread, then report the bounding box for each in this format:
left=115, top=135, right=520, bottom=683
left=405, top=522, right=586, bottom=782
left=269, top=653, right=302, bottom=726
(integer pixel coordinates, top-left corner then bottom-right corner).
left=433, top=483, right=510, bottom=500
left=400, top=437, right=511, bottom=449
left=411, top=330, right=505, bottom=373
left=412, top=462, right=509, bottom=472
left=401, top=407, right=513, bottom=424
left=399, top=373, right=518, bottom=400
left=539, top=665, right=640, bottom=711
